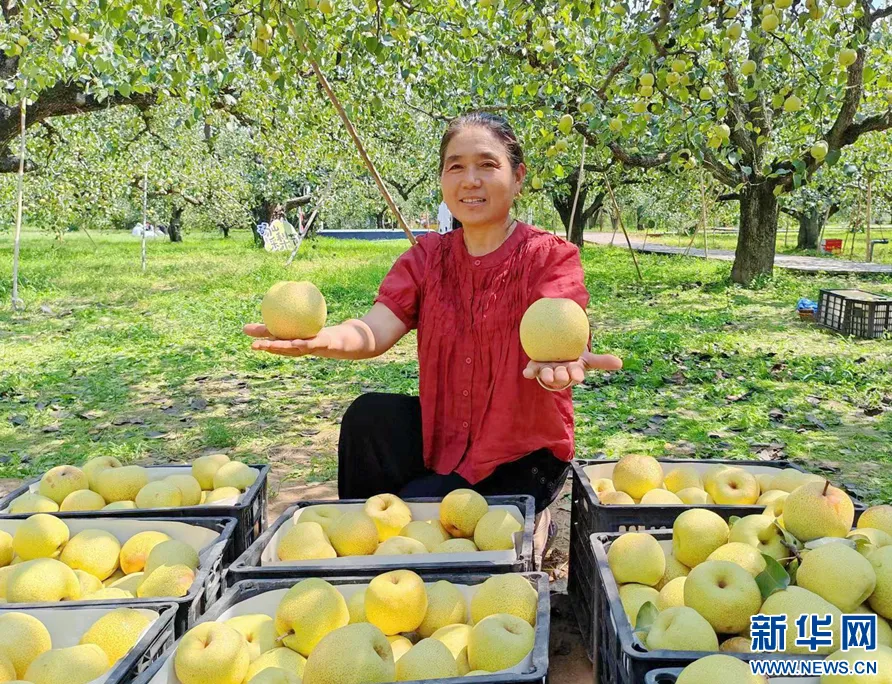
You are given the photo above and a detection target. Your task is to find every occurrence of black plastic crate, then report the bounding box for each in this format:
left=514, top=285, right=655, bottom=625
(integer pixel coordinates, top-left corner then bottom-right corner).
left=568, top=458, right=865, bottom=663
left=817, top=288, right=892, bottom=339
left=132, top=572, right=551, bottom=684
left=591, top=531, right=820, bottom=684
left=226, top=495, right=535, bottom=585
left=0, top=516, right=236, bottom=637
left=0, top=602, right=178, bottom=682
left=0, top=464, right=269, bottom=558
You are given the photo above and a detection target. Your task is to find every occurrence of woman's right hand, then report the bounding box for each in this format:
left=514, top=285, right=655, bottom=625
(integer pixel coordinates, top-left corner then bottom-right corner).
left=243, top=323, right=332, bottom=357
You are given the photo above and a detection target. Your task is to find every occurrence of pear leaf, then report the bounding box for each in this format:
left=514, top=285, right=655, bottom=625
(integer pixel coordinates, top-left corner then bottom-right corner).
left=634, top=601, right=659, bottom=636
left=786, top=557, right=799, bottom=585
left=756, top=553, right=790, bottom=600
left=729, top=515, right=742, bottom=527
left=774, top=520, right=803, bottom=551
left=804, top=536, right=856, bottom=550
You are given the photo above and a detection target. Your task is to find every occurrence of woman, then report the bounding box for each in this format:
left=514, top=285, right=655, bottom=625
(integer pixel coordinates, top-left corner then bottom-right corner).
left=245, top=112, right=622, bottom=555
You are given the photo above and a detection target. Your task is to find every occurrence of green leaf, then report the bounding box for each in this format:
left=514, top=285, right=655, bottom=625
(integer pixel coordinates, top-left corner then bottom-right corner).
left=635, top=601, right=659, bottom=635
left=729, top=515, right=742, bottom=527
left=804, top=536, right=856, bottom=550
left=825, top=149, right=842, bottom=166
left=756, top=553, right=791, bottom=600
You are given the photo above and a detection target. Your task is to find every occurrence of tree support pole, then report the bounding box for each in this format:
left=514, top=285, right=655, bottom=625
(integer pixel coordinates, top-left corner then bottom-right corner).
left=865, top=176, right=873, bottom=262
left=11, top=96, right=26, bottom=311
left=604, top=174, right=643, bottom=282
left=567, top=139, right=586, bottom=242
left=141, top=163, right=148, bottom=273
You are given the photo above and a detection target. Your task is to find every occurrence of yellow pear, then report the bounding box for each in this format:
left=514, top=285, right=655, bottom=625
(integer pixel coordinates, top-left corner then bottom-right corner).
left=0, top=653, right=14, bottom=681
left=519, top=297, right=589, bottom=362
left=74, top=569, right=103, bottom=596
left=103, top=569, right=125, bottom=587
left=850, top=527, right=892, bottom=557
left=7, top=493, right=59, bottom=514
left=80, top=608, right=152, bottom=664
left=417, top=580, right=468, bottom=637
left=757, top=490, right=788, bottom=516
left=164, top=474, right=203, bottom=506
left=859, top=506, right=892, bottom=537
left=430, top=623, right=472, bottom=674
left=38, top=465, right=89, bottom=505
left=656, top=577, right=687, bottom=610
left=433, top=538, right=478, bottom=553
left=191, top=453, right=230, bottom=490
left=868, top=545, right=892, bottom=619
left=676, top=488, right=713, bottom=505
left=473, top=509, right=522, bottom=551
left=174, top=622, right=249, bottom=684
left=728, top=514, right=788, bottom=562
left=103, top=501, right=137, bottom=510
left=388, top=635, right=413, bottom=663
left=60, top=529, right=121, bottom=580
left=205, top=487, right=241, bottom=503
left=24, top=644, right=109, bottom=684
left=110, top=572, right=144, bottom=593
left=396, top=638, right=458, bottom=680
left=822, top=645, right=892, bottom=683
left=756, top=473, right=775, bottom=494
left=655, top=548, right=690, bottom=590
left=426, top=518, right=451, bottom=539
left=706, top=542, right=767, bottom=577
left=59, top=490, right=106, bottom=511
left=796, top=541, right=876, bottom=611
left=301, top=623, right=394, bottom=684
left=247, top=667, right=301, bottom=684
left=244, top=647, right=306, bottom=681
left=721, top=636, right=752, bottom=653
left=663, top=466, right=702, bottom=493
left=467, top=613, right=534, bottom=672
left=6, top=558, right=81, bottom=603
left=581, top=469, right=615, bottom=498
left=0, top=565, right=16, bottom=598
left=119, top=531, right=170, bottom=574
left=646, top=606, right=718, bottom=651
left=855, top=604, right=892, bottom=647
left=399, top=521, right=448, bottom=552
left=225, top=614, right=280, bottom=661
left=374, top=536, right=427, bottom=556
left=672, top=509, right=729, bottom=568
left=328, top=511, right=379, bottom=556
left=607, top=532, right=665, bottom=586
left=94, top=466, right=149, bottom=503
left=705, top=467, right=760, bottom=505
left=600, top=491, right=634, bottom=505
left=347, top=588, right=367, bottom=623
left=261, top=281, right=327, bottom=340
left=137, top=564, right=195, bottom=598
left=0, top=612, right=52, bottom=678
left=684, top=560, right=762, bottom=634
left=470, top=573, right=537, bottom=625
left=213, top=461, right=257, bottom=491
left=82, top=456, right=122, bottom=489
left=274, top=577, right=349, bottom=656
left=0, top=531, right=12, bottom=567
left=135, top=481, right=183, bottom=509
left=299, top=506, right=343, bottom=536
left=676, top=654, right=765, bottom=683
left=783, top=481, right=853, bottom=541
left=364, top=494, right=413, bottom=542
left=12, top=513, right=69, bottom=560
left=145, top=539, right=199, bottom=575
left=702, top=465, right=732, bottom=491
left=640, top=489, right=684, bottom=504
left=365, top=570, right=428, bottom=636
left=440, top=489, right=488, bottom=538
left=278, top=522, right=337, bottom=561
left=611, top=454, right=663, bottom=499
left=85, top=587, right=133, bottom=600
left=759, top=586, right=841, bottom=654
left=618, top=584, right=660, bottom=624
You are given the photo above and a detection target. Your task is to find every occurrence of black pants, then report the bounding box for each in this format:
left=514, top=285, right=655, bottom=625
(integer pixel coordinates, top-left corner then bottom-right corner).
left=337, top=393, right=570, bottom=513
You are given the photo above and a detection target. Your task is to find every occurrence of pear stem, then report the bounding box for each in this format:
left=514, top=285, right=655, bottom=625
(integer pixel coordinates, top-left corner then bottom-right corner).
left=823, top=480, right=831, bottom=496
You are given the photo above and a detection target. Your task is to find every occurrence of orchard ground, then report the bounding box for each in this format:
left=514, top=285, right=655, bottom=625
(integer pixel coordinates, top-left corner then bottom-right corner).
left=2, top=229, right=892, bottom=565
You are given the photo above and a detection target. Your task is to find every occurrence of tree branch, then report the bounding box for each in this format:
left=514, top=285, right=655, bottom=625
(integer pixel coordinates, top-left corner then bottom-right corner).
left=282, top=195, right=312, bottom=212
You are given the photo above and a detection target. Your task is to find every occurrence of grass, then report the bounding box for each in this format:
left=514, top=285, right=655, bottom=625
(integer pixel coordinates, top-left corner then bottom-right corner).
left=1, top=229, right=891, bottom=502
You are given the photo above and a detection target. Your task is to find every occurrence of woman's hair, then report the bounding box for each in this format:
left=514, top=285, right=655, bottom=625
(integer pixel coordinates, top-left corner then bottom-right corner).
left=438, top=112, right=525, bottom=175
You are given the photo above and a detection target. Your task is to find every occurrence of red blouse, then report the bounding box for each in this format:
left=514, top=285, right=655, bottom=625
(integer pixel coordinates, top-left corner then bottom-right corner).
left=374, top=222, right=590, bottom=484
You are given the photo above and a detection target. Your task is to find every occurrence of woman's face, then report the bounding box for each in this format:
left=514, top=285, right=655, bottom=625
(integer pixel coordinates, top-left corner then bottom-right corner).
left=440, top=125, right=526, bottom=230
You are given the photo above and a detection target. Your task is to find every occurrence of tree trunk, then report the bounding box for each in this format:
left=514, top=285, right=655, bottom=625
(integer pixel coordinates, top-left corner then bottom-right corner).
left=731, top=183, right=779, bottom=284
left=220, top=224, right=230, bottom=238
left=168, top=206, right=184, bottom=243
left=552, top=186, right=594, bottom=248
left=796, top=208, right=824, bottom=251
left=375, top=208, right=386, bottom=230
left=251, top=200, right=284, bottom=247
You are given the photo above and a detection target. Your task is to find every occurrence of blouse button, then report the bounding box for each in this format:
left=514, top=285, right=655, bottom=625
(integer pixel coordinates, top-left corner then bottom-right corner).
left=462, top=421, right=469, bottom=428
left=462, top=390, right=469, bottom=397
left=465, top=357, right=472, bottom=364
left=532, top=467, right=538, bottom=475
left=474, top=259, right=481, bottom=266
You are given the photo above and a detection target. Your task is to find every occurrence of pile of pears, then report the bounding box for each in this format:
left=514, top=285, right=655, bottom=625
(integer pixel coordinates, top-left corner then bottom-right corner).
left=0, top=607, right=157, bottom=684
left=586, top=454, right=833, bottom=507
left=7, top=453, right=256, bottom=514
left=277, top=489, right=522, bottom=562
left=173, top=570, right=538, bottom=684
left=605, top=477, right=892, bottom=665
left=0, top=513, right=201, bottom=603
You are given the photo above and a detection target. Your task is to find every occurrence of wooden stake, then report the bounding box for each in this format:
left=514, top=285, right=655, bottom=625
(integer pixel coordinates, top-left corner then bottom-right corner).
left=11, top=95, right=26, bottom=311
left=865, top=175, right=872, bottom=262
left=699, top=172, right=710, bottom=259
left=604, top=175, right=643, bottom=282
left=288, top=21, right=415, bottom=246
left=141, top=163, right=148, bottom=273
left=567, top=139, right=586, bottom=242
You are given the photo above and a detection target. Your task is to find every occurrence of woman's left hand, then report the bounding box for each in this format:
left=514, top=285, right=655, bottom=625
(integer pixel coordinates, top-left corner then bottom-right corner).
left=523, top=351, right=623, bottom=391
